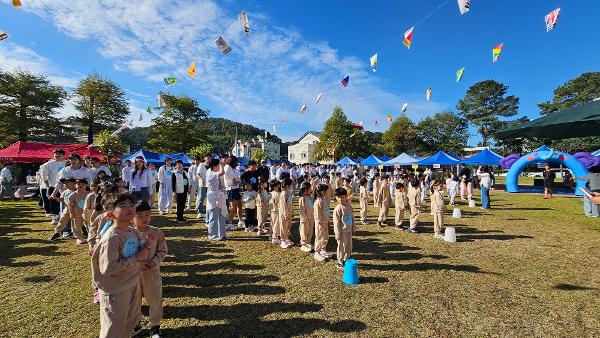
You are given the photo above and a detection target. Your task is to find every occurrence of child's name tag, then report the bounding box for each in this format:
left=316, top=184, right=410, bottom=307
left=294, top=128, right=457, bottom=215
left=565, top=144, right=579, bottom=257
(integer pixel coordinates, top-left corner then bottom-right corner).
left=99, top=220, right=112, bottom=236
left=344, top=214, right=353, bottom=225
left=183, top=179, right=189, bottom=185
left=307, top=197, right=314, bottom=208
left=122, top=236, right=138, bottom=258
left=76, top=200, right=85, bottom=209
left=167, top=170, right=172, bottom=176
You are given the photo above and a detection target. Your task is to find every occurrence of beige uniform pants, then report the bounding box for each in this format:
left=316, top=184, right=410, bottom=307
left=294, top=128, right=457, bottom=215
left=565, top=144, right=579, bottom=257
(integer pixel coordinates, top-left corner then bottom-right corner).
left=409, top=206, right=420, bottom=229
left=395, top=207, right=405, bottom=226
left=336, top=231, right=353, bottom=261
left=359, top=200, right=368, bottom=221
left=433, top=212, right=444, bottom=236
left=55, top=213, right=85, bottom=241
left=299, top=217, right=314, bottom=246
left=378, top=204, right=389, bottom=223
left=99, top=284, right=141, bottom=338
left=314, top=221, right=329, bottom=253
left=279, top=215, right=292, bottom=241
left=270, top=210, right=280, bottom=239
left=140, top=270, right=163, bottom=327
left=257, top=206, right=269, bottom=232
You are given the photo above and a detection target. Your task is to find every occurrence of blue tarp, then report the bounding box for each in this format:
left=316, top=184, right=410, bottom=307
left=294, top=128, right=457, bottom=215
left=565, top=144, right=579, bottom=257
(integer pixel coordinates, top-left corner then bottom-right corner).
left=418, top=151, right=461, bottom=166
left=382, top=153, right=418, bottom=166
left=461, top=148, right=503, bottom=166
left=121, top=150, right=193, bottom=166
left=360, top=154, right=383, bottom=166
left=335, top=156, right=357, bottom=166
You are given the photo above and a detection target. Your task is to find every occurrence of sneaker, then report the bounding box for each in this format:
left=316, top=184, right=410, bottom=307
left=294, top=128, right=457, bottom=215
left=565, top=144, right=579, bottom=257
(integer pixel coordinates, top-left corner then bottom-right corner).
left=394, top=226, right=405, bottom=231
left=314, top=252, right=326, bottom=262
left=361, top=220, right=368, bottom=225
left=434, top=234, right=444, bottom=239
left=256, top=231, right=263, bottom=237
left=158, top=211, right=164, bottom=215
left=50, top=219, right=58, bottom=225
left=271, top=239, right=281, bottom=244
left=226, top=224, right=236, bottom=231
left=320, top=250, right=333, bottom=258
left=300, top=245, right=312, bottom=252
left=75, top=239, right=85, bottom=245
left=196, top=213, right=203, bottom=219
left=285, top=240, right=294, bottom=246
left=237, top=220, right=245, bottom=227
left=245, top=227, right=255, bottom=232
left=48, top=232, right=61, bottom=241
left=150, top=325, right=161, bottom=338
left=93, top=290, right=100, bottom=304
left=280, top=241, right=291, bottom=249
left=408, top=228, right=419, bottom=233
left=62, top=232, right=73, bottom=238
left=132, top=322, right=143, bottom=337
left=224, top=232, right=231, bottom=238
left=337, top=261, right=345, bottom=269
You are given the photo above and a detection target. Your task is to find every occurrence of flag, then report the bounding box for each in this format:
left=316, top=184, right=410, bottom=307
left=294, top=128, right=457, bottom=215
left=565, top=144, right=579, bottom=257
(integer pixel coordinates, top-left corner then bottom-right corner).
left=493, top=43, right=503, bottom=63
left=0, top=30, right=9, bottom=42
left=12, top=0, right=21, bottom=8
left=545, top=8, right=560, bottom=32
left=457, top=0, right=470, bottom=15
left=300, top=104, right=307, bottom=113
left=187, top=61, right=196, bottom=78
left=272, top=125, right=276, bottom=132
left=146, top=105, right=152, bottom=114
left=403, top=27, right=414, bottom=49
left=315, top=92, right=324, bottom=104
left=341, top=74, right=350, bottom=87
left=426, top=87, right=432, bottom=101
left=374, top=120, right=379, bottom=126
left=157, top=94, right=166, bottom=108
left=402, top=102, right=408, bottom=112
left=456, top=67, right=465, bottom=82
left=164, top=77, right=177, bottom=86
left=239, top=11, right=250, bottom=33
left=139, top=112, right=143, bottom=121
left=370, top=53, right=378, bottom=72
left=386, top=114, right=393, bottom=122
left=215, top=35, right=232, bottom=54
left=264, top=130, right=268, bottom=139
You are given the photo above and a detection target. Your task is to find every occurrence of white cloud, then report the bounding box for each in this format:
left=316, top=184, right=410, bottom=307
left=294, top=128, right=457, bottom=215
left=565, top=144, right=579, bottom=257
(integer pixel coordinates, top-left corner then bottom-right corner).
left=4, top=0, right=450, bottom=140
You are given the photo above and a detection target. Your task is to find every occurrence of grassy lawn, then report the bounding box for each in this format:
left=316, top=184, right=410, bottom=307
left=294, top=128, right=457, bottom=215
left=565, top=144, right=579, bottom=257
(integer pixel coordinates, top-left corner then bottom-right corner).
left=1, top=190, right=600, bottom=337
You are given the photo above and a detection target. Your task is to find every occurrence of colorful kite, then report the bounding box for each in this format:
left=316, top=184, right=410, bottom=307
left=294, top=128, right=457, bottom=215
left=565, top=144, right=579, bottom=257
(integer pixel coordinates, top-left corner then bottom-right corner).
left=403, top=27, right=414, bottom=49
left=545, top=8, right=560, bottom=32
left=386, top=114, right=393, bottom=122
left=426, top=87, right=432, bottom=101
left=300, top=104, right=307, bottom=113
left=457, top=0, right=470, bottom=15
left=0, top=30, right=9, bottom=42
left=164, top=77, right=177, bottom=86
left=493, top=43, right=503, bottom=63
left=402, top=102, right=408, bottom=112
left=157, top=94, right=166, bottom=108
left=146, top=105, right=152, bottom=114
left=456, top=67, right=465, bottom=82
left=12, top=0, right=21, bottom=8
left=374, top=120, right=379, bottom=126
left=315, top=92, right=324, bottom=105
left=239, top=11, right=250, bottom=33
left=215, top=35, right=232, bottom=55
left=187, top=61, right=196, bottom=78
left=341, top=74, right=350, bottom=87
left=370, top=53, right=378, bottom=72
left=139, top=112, right=143, bottom=121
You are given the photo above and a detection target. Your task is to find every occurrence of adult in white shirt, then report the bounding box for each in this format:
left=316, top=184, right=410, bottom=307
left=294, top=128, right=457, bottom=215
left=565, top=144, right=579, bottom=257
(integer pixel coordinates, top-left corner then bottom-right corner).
left=40, top=149, right=66, bottom=222
left=121, top=160, right=133, bottom=188
left=196, top=153, right=211, bottom=218
left=479, top=166, right=491, bottom=209
left=224, top=156, right=243, bottom=227
left=53, top=153, right=90, bottom=191
left=269, top=164, right=278, bottom=181
left=0, top=163, right=13, bottom=199
left=206, top=158, right=227, bottom=240
left=88, top=157, right=112, bottom=182
left=157, top=157, right=174, bottom=214
left=129, top=156, right=152, bottom=203
left=276, top=162, right=290, bottom=181
left=148, top=163, right=158, bottom=207
left=187, top=157, right=201, bottom=211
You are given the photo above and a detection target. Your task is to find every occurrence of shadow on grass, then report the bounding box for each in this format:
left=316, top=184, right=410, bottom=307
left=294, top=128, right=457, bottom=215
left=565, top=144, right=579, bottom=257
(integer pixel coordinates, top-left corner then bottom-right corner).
left=23, top=274, right=55, bottom=283
left=554, top=283, right=598, bottom=291
left=361, top=262, right=491, bottom=273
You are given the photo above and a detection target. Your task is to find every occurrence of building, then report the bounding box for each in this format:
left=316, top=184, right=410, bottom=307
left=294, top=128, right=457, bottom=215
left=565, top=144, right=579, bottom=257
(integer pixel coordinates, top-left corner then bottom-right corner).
left=287, top=131, right=321, bottom=164
left=232, top=138, right=281, bottom=160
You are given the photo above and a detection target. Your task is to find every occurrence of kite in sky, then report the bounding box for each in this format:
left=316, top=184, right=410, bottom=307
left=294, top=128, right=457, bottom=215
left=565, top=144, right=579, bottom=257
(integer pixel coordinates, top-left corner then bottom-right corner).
left=272, top=125, right=276, bottom=132
left=239, top=11, right=250, bottom=33
left=164, top=77, right=177, bottom=86
left=374, top=120, right=379, bottom=126
left=139, top=112, right=143, bottom=121
left=457, top=0, right=470, bottom=15
left=341, top=74, right=350, bottom=87
left=426, top=87, right=432, bottom=101
left=386, top=114, right=393, bottom=122
left=403, top=27, right=414, bottom=49
left=456, top=67, right=465, bottom=82
left=315, top=93, right=324, bottom=104
left=157, top=94, right=166, bottom=108
left=545, top=8, right=560, bottom=32
left=402, top=102, right=408, bottom=113
left=187, top=62, right=196, bottom=78
left=300, top=104, right=307, bottom=113
left=0, top=30, right=9, bottom=42
left=215, top=35, right=232, bottom=54
left=12, top=0, right=21, bottom=8
left=146, top=105, right=152, bottom=114
left=370, top=53, right=378, bottom=72
left=493, top=43, right=503, bottom=63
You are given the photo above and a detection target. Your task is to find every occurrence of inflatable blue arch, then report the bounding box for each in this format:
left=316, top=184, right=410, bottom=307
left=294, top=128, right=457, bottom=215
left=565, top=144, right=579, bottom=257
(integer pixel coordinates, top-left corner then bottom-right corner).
left=506, top=147, right=589, bottom=196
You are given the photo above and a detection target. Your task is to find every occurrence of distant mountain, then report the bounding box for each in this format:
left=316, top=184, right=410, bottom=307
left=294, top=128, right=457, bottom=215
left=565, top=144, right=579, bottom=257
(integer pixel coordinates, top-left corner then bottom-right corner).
left=200, top=118, right=282, bottom=154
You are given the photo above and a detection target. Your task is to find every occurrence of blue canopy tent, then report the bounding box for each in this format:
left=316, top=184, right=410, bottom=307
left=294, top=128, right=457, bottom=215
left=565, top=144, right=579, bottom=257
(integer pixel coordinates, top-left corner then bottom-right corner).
left=592, top=149, right=600, bottom=156
left=461, top=148, right=503, bottom=166
left=418, top=151, right=461, bottom=166
left=379, top=155, right=390, bottom=161
left=353, top=157, right=364, bottom=163
left=382, top=153, right=418, bottom=166
left=410, top=153, right=424, bottom=161
left=335, top=156, right=357, bottom=166
left=360, top=154, right=383, bottom=166
left=121, top=150, right=193, bottom=166
left=237, top=156, right=249, bottom=166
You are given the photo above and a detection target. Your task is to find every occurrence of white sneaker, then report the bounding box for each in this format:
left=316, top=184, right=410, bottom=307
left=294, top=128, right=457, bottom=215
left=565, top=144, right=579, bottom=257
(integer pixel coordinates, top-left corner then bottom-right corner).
left=271, top=239, right=281, bottom=244
left=320, top=250, right=333, bottom=258
left=434, top=234, right=444, bottom=239
left=313, top=252, right=326, bottom=261
left=196, top=213, right=202, bottom=219
left=245, top=227, right=255, bottom=232
left=75, top=239, right=84, bottom=245
left=226, top=224, right=236, bottom=231
left=158, top=211, right=164, bottom=215
left=50, top=219, right=58, bottom=225
left=237, top=220, right=245, bottom=227
left=300, top=245, right=312, bottom=253
left=280, top=241, right=291, bottom=249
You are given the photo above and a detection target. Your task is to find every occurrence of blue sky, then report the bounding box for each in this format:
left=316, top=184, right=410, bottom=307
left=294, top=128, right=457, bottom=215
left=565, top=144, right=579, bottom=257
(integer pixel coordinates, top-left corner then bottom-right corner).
left=1, top=0, right=598, bottom=144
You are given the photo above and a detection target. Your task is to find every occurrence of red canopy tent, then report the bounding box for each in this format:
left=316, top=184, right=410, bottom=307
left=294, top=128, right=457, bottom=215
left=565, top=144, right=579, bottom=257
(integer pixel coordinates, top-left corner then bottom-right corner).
left=0, top=141, right=105, bottom=163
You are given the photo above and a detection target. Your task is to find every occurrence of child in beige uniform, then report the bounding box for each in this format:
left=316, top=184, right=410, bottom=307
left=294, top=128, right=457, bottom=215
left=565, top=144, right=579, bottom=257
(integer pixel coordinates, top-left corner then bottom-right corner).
left=372, top=174, right=381, bottom=208
left=256, top=178, right=270, bottom=237
left=430, top=180, right=446, bottom=239
left=278, top=178, right=294, bottom=248
left=333, top=188, right=355, bottom=269
left=269, top=180, right=282, bottom=244
left=407, top=179, right=421, bottom=233
left=83, top=179, right=100, bottom=231
left=313, top=184, right=332, bottom=261
left=69, top=179, right=89, bottom=244
left=394, top=183, right=408, bottom=230
left=377, top=175, right=391, bottom=227
left=91, top=193, right=157, bottom=338
left=134, top=201, right=167, bottom=337
left=359, top=178, right=369, bottom=224
left=298, top=182, right=314, bottom=252
left=48, top=178, right=76, bottom=241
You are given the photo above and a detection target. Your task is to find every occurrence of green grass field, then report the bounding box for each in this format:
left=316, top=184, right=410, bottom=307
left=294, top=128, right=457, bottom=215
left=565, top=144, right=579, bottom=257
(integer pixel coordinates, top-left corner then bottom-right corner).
left=1, top=190, right=599, bottom=337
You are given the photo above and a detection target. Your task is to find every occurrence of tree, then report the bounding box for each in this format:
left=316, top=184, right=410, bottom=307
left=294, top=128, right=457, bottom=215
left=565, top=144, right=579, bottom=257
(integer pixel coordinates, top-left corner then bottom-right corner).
left=200, top=117, right=282, bottom=154
left=314, top=106, right=361, bottom=161
left=456, top=80, right=519, bottom=146
left=72, top=73, right=129, bottom=144
left=95, top=130, right=128, bottom=162
left=119, top=127, right=149, bottom=151
left=415, top=112, right=469, bottom=156
left=379, top=114, right=419, bottom=156
left=493, top=117, right=533, bottom=154
left=538, top=72, right=600, bottom=115
left=147, top=92, right=209, bottom=153
left=0, top=70, right=72, bottom=148
left=251, top=149, right=268, bottom=162
left=188, top=144, right=213, bottom=159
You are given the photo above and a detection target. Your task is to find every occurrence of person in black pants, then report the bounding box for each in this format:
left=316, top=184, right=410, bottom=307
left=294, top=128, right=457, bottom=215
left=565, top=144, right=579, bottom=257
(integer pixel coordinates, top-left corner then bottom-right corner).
left=171, top=160, right=189, bottom=223
left=543, top=164, right=556, bottom=199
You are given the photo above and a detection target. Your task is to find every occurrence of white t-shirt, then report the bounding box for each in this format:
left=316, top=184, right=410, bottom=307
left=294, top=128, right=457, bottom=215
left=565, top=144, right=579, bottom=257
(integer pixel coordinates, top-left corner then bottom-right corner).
left=188, top=165, right=199, bottom=185
left=206, top=169, right=221, bottom=192
left=41, top=160, right=66, bottom=187
left=479, top=173, right=491, bottom=188
left=121, top=166, right=133, bottom=183
left=223, top=164, right=240, bottom=191
left=276, top=167, right=290, bottom=180
left=197, top=163, right=209, bottom=188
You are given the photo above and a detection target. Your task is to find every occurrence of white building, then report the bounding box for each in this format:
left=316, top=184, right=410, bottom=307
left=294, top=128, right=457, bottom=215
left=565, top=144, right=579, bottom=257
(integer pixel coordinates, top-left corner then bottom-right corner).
left=232, top=138, right=281, bottom=160
left=288, top=131, right=321, bottom=164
